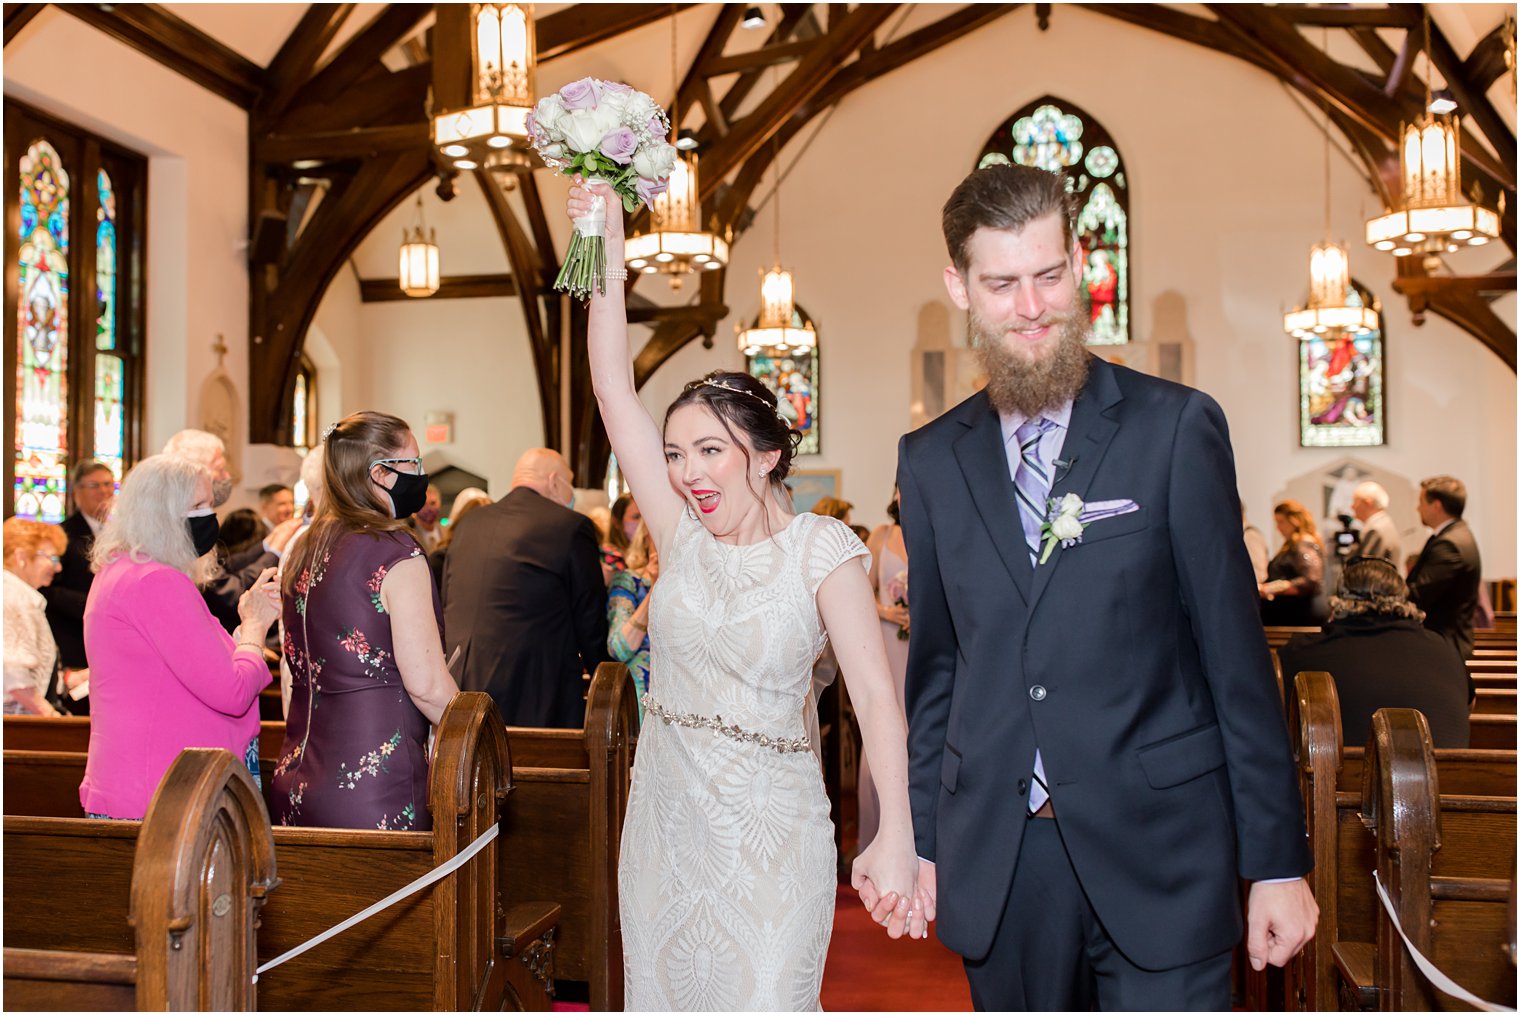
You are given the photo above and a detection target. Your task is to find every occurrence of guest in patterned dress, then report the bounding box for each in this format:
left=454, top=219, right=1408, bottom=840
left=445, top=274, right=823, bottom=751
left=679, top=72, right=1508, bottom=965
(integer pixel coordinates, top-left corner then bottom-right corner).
left=272, top=412, right=459, bottom=831
left=606, top=519, right=657, bottom=715
left=80, top=455, right=280, bottom=820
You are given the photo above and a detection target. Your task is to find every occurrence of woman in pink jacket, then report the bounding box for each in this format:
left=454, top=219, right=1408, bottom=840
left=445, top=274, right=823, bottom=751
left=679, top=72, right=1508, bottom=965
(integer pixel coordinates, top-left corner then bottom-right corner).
left=80, top=454, right=280, bottom=820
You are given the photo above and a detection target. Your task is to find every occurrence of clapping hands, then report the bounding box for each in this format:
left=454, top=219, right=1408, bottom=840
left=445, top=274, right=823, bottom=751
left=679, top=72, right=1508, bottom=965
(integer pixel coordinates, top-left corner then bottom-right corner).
left=851, top=838, right=934, bottom=940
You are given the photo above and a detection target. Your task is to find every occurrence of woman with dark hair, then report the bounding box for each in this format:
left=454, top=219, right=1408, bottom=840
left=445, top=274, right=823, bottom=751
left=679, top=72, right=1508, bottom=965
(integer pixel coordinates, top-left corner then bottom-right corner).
left=272, top=411, right=459, bottom=831
left=217, top=508, right=264, bottom=557
left=1278, top=556, right=1471, bottom=747
left=571, top=182, right=923, bottom=1011
left=1259, top=499, right=1328, bottom=626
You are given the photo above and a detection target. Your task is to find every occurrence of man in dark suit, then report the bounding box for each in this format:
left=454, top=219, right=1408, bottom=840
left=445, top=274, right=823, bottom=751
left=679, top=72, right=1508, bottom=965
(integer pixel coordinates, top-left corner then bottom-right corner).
left=442, top=448, right=608, bottom=728
left=41, top=458, right=116, bottom=713
left=1407, top=475, right=1482, bottom=659
left=898, top=163, right=1316, bottom=1010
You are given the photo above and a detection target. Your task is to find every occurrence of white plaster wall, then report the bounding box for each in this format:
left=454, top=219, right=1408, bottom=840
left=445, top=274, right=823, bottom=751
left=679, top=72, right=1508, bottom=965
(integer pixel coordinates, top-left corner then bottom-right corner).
left=5, top=7, right=250, bottom=480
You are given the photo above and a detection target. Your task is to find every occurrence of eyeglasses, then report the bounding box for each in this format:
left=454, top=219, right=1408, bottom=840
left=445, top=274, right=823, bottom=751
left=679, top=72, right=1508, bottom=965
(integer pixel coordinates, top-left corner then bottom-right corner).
left=34, top=553, right=61, bottom=566
left=370, top=457, right=424, bottom=474
left=76, top=481, right=113, bottom=491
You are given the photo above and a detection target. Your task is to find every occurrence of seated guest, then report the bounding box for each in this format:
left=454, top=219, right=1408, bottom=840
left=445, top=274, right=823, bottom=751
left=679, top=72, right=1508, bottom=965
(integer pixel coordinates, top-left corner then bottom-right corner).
left=1278, top=556, right=1471, bottom=748
left=273, top=412, right=459, bottom=831
left=42, top=459, right=116, bottom=707
left=217, top=508, right=264, bottom=557
left=256, top=483, right=295, bottom=537
left=1260, top=498, right=1328, bottom=626
left=80, top=455, right=280, bottom=820
left=4, top=518, right=67, bottom=716
left=428, top=487, right=491, bottom=589
left=607, top=520, right=657, bottom=716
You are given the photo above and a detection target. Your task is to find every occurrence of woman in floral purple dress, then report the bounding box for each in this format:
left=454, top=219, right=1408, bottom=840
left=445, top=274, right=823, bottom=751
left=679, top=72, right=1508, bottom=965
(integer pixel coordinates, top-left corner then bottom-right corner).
left=272, top=411, right=459, bottom=831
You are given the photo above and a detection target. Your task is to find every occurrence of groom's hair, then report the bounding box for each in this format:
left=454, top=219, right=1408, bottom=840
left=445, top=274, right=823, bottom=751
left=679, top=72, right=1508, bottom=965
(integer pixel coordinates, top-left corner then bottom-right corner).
left=942, top=164, right=1076, bottom=274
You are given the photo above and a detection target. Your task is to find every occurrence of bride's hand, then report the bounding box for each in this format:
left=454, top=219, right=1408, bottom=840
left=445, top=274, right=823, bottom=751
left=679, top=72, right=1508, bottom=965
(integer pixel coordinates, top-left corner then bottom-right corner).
left=851, top=835, right=922, bottom=940
left=566, top=178, right=625, bottom=243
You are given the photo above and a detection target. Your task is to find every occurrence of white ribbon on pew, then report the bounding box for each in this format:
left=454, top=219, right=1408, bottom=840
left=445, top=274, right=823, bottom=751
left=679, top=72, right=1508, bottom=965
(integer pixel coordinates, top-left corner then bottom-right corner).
left=1373, top=871, right=1516, bottom=1013
left=252, top=822, right=499, bottom=982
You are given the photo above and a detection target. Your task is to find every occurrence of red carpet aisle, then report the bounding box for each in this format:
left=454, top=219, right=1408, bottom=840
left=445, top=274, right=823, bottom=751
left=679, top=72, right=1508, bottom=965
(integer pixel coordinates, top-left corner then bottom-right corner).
left=820, top=885, right=974, bottom=1011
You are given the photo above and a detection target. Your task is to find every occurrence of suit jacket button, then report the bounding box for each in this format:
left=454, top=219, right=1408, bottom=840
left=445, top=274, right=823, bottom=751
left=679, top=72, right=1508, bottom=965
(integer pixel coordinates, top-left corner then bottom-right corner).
left=1029, top=685, right=1047, bottom=701
left=1018, top=779, right=1028, bottom=795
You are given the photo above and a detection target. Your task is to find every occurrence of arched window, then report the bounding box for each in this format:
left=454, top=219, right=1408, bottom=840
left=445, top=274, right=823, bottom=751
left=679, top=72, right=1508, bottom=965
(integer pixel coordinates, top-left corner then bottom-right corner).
left=979, top=97, right=1131, bottom=345
left=291, top=356, right=317, bottom=452
left=1299, top=280, right=1385, bottom=448
left=744, top=303, right=819, bottom=456
left=7, top=99, right=145, bottom=520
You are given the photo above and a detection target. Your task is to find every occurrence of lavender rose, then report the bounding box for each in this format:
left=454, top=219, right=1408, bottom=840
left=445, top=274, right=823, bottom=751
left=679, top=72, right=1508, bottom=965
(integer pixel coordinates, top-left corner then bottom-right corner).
left=635, top=175, right=668, bottom=206
left=599, top=126, right=639, bottom=165
left=647, top=115, right=668, bottom=140
left=560, top=77, right=600, bottom=111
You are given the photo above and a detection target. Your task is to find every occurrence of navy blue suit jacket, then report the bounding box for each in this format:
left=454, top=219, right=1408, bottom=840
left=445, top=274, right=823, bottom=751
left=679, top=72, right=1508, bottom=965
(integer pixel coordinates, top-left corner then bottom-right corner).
left=898, top=356, right=1310, bottom=970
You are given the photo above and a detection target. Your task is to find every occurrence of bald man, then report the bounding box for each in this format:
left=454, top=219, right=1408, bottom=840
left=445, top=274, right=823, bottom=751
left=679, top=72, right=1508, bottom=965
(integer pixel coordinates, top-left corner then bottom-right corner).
left=441, top=449, right=609, bottom=727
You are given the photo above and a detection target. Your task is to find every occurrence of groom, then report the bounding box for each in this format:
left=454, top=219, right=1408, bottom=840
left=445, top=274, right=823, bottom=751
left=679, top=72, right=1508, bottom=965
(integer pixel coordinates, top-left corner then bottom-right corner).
left=897, top=163, right=1316, bottom=1009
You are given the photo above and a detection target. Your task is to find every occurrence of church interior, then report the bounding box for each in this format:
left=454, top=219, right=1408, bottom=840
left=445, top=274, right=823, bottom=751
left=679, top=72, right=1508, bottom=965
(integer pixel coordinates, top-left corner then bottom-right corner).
left=2, top=2, right=1516, bottom=1011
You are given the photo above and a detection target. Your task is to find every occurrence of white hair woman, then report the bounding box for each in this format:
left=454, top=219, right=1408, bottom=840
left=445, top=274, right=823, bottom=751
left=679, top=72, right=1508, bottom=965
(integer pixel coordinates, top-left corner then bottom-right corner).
left=79, top=454, right=281, bottom=819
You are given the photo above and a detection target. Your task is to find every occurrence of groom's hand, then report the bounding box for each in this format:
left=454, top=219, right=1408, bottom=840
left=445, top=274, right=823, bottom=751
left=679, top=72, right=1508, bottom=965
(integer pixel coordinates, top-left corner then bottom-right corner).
left=1246, top=878, right=1318, bottom=970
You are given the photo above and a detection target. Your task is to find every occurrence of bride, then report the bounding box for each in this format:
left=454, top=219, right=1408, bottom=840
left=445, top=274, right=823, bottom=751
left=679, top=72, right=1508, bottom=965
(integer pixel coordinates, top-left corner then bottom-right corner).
left=570, top=181, right=927, bottom=1011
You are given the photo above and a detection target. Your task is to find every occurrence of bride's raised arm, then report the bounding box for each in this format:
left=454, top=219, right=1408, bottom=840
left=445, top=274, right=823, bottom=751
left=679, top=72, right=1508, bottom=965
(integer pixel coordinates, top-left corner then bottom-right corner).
left=569, top=179, right=685, bottom=547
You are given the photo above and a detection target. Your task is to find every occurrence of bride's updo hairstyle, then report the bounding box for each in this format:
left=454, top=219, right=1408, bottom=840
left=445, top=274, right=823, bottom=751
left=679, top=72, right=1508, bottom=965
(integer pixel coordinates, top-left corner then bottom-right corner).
left=664, top=370, right=802, bottom=491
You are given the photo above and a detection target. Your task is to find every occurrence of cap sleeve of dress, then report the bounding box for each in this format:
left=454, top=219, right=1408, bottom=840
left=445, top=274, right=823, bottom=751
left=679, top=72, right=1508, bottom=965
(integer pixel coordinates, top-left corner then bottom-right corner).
left=799, top=514, right=871, bottom=598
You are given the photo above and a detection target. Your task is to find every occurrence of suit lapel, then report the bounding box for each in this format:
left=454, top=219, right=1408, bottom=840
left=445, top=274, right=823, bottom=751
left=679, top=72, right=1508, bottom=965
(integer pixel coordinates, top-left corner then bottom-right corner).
left=1028, top=358, right=1124, bottom=610
left=952, top=395, right=1033, bottom=604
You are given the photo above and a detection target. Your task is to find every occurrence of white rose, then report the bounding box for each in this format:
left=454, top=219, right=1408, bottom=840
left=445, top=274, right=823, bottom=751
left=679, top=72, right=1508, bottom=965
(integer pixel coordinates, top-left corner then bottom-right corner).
left=542, top=142, right=566, bottom=161
left=1050, top=514, right=1084, bottom=541
left=624, top=93, right=658, bottom=127
left=588, top=102, right=622, bottom=139
left=534, top=93, right=566, bottom=133
left=1058, top=493, right=1083, bottom=517
left=632, top=143, right=678, bottom=180
left=599, top=88, right=631, bottom=122
left=560, top=109, right=608, bottom=154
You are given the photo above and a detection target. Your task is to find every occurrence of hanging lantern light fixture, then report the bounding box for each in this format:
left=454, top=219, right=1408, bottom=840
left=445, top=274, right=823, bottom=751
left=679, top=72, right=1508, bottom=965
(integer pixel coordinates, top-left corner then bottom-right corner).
left=624, top=7, right=729, bottom=287
left=432, top=4, right=537, bottom=172
left=737, top=135, right=815, bottom=356
left=398, top=195, right=440, bottom=298
left=1364, top=9, right=1501, bottom=257
left=1286, top=44, right=1378, bottom=340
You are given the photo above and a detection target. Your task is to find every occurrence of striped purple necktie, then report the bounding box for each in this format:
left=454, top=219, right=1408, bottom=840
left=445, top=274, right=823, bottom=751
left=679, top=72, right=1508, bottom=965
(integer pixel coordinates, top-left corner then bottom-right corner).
left=1014, top=417, right=1056, bottom=563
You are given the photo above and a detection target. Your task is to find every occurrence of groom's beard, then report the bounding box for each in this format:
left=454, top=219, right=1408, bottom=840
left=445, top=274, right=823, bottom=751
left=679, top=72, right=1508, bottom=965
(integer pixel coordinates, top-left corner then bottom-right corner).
left=970, top=307, right=1091, bottom=419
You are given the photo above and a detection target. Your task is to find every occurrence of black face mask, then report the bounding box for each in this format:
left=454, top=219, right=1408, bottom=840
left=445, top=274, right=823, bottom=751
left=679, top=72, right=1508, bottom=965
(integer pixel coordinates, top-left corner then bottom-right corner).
left=186, top=511, right=221, bottom=557
left=380, top=467, right=430, bottom=519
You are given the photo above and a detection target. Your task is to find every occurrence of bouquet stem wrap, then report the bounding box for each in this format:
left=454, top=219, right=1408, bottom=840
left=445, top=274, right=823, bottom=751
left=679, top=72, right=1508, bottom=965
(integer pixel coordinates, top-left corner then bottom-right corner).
left=556, top=177, right=610, bottom=300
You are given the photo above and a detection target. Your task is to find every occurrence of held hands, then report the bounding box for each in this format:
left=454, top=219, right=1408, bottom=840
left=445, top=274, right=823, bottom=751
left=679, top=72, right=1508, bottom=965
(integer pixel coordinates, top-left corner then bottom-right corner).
left=238, top=567, right=282, bottom=635
left=851, top=836, right=932, bottom=940
left=567, top=179, right=624, bottom=243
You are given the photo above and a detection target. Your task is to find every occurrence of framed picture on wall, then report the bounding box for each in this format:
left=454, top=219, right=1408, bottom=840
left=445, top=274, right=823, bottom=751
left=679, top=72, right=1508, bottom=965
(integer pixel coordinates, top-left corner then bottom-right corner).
left=785, top=469, right=841, bottom=514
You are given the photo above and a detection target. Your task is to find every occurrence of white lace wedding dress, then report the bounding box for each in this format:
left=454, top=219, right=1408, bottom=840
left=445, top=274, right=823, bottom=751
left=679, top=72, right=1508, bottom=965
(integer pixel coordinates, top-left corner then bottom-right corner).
left=619, top=508, right=869, bottom=1011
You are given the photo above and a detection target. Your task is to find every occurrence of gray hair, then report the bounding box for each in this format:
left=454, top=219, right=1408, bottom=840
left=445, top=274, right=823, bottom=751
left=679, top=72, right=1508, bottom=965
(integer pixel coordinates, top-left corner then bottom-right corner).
left=1353, top=481, right=1388, bottom=510
left=162, top=428, right=225, bottom=468
left=92, top=454, right=220, bottom=585
left=299, top=445, right=326, bottom=513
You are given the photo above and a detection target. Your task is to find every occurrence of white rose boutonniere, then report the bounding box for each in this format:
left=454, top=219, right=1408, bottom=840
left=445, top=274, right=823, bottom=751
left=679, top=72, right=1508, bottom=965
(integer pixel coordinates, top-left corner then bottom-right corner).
left=1038, top=495, right=1141, bottom=564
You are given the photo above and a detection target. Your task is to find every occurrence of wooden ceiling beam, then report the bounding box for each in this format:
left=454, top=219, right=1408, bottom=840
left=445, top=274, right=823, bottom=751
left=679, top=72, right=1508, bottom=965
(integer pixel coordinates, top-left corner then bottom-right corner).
left=259, top=4, right=355, bottom=119
left=535, top=4, right=693, bottom=63
left=714, top=4, right=816, bottom=128
left=1391, top=269, right=1517, bottom=371
left=698, top=3, right=898, bottom=204
left=1424, top=14, right=1516, bottom=183
left=60, top=2, right=262, bottom=108
left=360, top=273, right=519, bottom=303
left=255, top=123, right=429, bottom=163
left=703, top=38, right=815, bottom=77
left=673, top=3, right=746, bottom=133
left=632, top=271, right=728, bottom=389
left=278, top=64, right=432, bottom=135
left=291, top=5, right=431, bottom=110
left=3, top=3, right=46, bottom=46
left=1463, top=23, right=1513, bottom=91
left=1273, top=5, right=1420, bottom=29
left=476, top=170, right=559, bottom=449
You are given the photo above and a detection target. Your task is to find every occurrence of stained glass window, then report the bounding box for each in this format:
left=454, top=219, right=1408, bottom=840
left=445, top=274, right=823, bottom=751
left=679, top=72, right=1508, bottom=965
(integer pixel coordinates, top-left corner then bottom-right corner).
left=7, top=100, right=145, bottom=520
left=744, top=304, right=819, bottom=456
left=1299, top=282, right=1385, bottom=448
left=14, top=140, right=71, bottom=522
left=980, top=97, right=1131, bottom=344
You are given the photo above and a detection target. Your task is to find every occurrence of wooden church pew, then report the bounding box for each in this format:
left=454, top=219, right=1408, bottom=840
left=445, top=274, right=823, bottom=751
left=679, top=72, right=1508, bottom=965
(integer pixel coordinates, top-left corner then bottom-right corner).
left=1473, top=688, right=1518, bottom=715
left=1283, top=671, right=1517, bottom=1011
left=1335, top=709, right=1517, bottom=1011
left=4, top=747, right=275, bottom=1010
left=4, top=692, right=535, bottom=1010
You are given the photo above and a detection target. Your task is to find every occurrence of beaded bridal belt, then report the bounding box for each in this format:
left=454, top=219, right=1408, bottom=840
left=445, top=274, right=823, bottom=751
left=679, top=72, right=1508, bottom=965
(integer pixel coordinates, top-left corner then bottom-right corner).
left=641, top=694, right=812, bottom=755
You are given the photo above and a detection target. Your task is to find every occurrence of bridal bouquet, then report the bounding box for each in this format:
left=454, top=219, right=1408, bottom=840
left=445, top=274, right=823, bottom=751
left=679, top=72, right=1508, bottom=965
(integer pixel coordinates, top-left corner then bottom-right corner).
left=886, top=571, right=909, bottom=640
left=528, top=77, right=678, bottom=299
